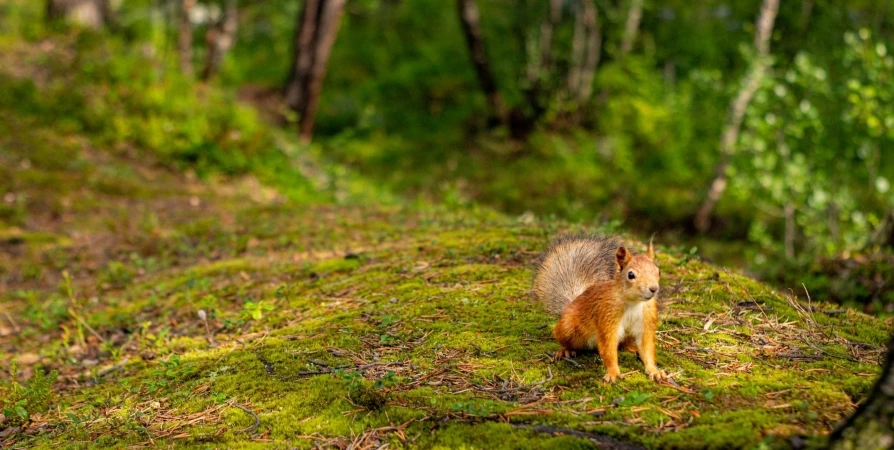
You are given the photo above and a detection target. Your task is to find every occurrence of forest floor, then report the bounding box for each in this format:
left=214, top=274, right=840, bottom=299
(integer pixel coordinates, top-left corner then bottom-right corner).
left=0, top=35, right=891, bottom=450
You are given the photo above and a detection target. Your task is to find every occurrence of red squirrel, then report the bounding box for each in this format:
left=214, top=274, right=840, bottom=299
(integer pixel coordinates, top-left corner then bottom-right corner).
left=534, top=235, right=665, bottom=383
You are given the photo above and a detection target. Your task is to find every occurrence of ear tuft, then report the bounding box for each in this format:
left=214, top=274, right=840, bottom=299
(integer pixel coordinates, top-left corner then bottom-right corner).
left=647, top=235, right=655, bottom=260
left=616, top=246, right=632, bottom=269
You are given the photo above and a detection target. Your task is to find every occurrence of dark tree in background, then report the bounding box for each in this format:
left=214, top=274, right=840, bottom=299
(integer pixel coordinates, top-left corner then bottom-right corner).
left=457, top=0, right=507, bottom=127
left=284, top=0, right=347, bottom=143
left=201, top=0, right=238, bottom=81
left=46, top=0, right=112, bottom=28
left=829, top=334, right=894, bottom=450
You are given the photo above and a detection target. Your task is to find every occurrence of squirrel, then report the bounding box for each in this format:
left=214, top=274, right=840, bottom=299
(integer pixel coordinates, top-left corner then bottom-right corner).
left=533, top=234, right=666, bottom=383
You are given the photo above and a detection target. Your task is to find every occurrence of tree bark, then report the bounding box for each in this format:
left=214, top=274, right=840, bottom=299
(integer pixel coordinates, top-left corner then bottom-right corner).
left=618, top=0, right=643, bottom=55
left=568, top=0, right=600, bottom=104
left=828, top=333, right=894, bottom=450
left=283, top=0, right=347, bottom=143
left=457, top=0, right=507, bottom=125
left=46, top=0, right=110, bottom=29
left=693, top=0, right=779, bottom=233
left=178, top=0, right=196, bottom=77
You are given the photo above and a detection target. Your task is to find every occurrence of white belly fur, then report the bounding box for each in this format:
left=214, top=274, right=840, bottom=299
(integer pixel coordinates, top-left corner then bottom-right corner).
left=617, top=302, right=645, bottom=347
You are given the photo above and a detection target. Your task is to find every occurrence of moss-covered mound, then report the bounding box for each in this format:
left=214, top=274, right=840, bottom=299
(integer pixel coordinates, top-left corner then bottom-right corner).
left=0, top=37, right=890, bottom=450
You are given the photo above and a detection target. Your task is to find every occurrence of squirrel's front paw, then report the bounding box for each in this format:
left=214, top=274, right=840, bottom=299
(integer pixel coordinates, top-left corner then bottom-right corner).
left=556, top=349, right=577, bottom=359
left=647, top=369, right=667, bottom=382
left=603, top=371, right=620, bottom=383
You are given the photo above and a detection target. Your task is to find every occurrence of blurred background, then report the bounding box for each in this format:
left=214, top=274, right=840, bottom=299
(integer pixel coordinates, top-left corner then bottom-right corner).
left=1, top=0, right=892, bottom=314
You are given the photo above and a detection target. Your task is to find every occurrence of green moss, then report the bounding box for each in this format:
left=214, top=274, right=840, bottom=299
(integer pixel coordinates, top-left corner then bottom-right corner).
left=308, top=258, right=361, bottom=276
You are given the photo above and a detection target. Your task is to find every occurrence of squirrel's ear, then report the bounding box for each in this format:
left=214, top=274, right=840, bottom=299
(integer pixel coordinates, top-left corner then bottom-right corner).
left=647, top=235, right=655, bottom=260
left=616, top=246, right=632, bottom=269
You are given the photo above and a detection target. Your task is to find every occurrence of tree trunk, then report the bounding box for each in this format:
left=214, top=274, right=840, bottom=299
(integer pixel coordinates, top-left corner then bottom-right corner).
left=693, top=0, right=779, bottom=233
left=201, top=0, right=239, bottom=81
left=46, top=0, right=110, bottom=29
left=457, top=0, right=507, bottom=126
left=283, top=0, right=347, bottom=143
left=568, top=0, right=600, bottom=104
left=618, top=0, right=643, bottom=55
left=828, top=333, right=894, bottom=450
left=178, top=0, right=196, bottom=77
left=526, top=0, right=561, bottom=85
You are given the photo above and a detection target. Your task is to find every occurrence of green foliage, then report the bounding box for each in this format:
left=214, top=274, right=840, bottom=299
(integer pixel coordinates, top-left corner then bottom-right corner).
left=0, top=4, right=319, bottom=202
left=726, top=30, right=894, bottom=312
left=0, top=363, right=58, bottom=427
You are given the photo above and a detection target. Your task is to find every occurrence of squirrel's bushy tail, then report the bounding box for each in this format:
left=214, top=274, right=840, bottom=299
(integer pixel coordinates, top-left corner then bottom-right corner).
left=533, top=234, right=621, bottom=315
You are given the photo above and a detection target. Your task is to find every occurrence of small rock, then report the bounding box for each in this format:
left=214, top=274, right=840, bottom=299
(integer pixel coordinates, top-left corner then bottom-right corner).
left=389, top=297, right=398, bottom=303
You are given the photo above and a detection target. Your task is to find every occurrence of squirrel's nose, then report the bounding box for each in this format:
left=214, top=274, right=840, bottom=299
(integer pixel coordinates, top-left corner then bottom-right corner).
left=649, top=286, right=658, bottom=293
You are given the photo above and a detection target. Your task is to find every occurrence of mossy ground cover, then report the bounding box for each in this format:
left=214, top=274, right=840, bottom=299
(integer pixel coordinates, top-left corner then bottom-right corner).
left=1, top=37, right=892, bottom=450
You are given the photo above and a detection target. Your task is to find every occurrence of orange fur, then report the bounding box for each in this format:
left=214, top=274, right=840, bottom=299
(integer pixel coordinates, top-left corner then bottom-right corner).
left=553, top=244, right=666, bottom=383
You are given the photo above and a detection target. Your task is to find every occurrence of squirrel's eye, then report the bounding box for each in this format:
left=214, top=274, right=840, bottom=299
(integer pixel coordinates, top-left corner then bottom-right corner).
left=627, top=271, right=636, bottom=280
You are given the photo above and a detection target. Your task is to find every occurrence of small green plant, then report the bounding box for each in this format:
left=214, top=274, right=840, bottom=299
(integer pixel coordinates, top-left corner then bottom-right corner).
left=142, top=355, right=195, bottom=393
left=240, top=300, right=275, bottom=321
left=374, top=371, right=398, bottom=389
left=138, top=321, right=171, bottom=351
left=0, top=362, right=58, bottom=427
left=618, top=391, right=652, bottom=407
left=274, top=284, right=293, bottom=304
left=677, top=246, right=699, bottom=266
left=378, top=314, right=395, bottom=327
left=334, top=369, right=363, bottom=391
